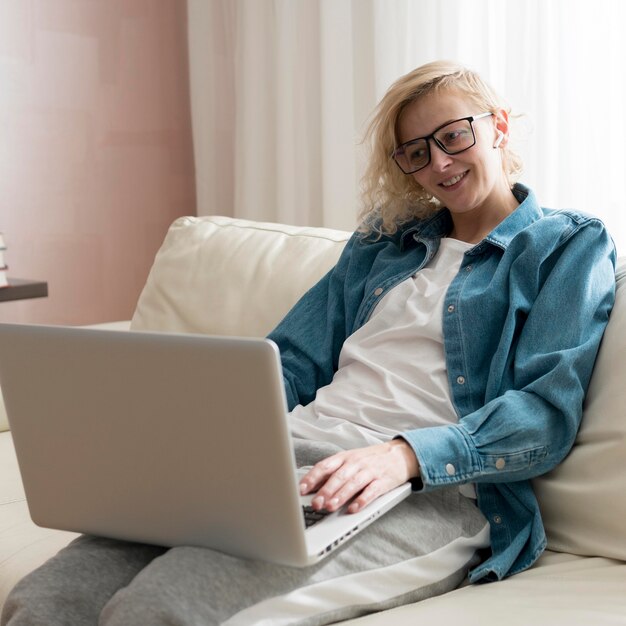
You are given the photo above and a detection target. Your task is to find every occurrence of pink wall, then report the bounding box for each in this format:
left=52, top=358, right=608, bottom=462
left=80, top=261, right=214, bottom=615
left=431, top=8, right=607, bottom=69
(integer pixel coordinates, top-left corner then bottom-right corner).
left=0, top=0, right=195, bottom=325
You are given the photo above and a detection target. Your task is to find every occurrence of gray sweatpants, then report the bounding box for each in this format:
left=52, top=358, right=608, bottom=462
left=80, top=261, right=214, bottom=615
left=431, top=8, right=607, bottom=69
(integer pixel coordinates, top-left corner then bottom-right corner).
left=2, top=440, right=490, bottom=626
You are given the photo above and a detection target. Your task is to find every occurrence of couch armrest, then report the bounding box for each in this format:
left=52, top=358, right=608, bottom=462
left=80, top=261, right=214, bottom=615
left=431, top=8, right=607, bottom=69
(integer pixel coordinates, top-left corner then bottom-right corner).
left=81, top=321, right=131, bottom=331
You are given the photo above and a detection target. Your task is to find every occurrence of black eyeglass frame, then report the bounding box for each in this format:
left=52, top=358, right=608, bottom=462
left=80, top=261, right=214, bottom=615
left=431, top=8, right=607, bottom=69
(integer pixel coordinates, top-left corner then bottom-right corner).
left=392, top=112, right=493, bottom=175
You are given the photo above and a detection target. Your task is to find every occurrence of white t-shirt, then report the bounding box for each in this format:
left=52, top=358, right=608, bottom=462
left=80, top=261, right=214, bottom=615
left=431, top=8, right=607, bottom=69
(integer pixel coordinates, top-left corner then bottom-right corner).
left=288, top=237, right=472, bottom=449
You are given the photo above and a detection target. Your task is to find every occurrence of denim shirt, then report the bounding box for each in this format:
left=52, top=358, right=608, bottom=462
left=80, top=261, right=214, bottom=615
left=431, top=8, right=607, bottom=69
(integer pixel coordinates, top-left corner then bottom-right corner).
left=268, top=184, right=616, bottom=582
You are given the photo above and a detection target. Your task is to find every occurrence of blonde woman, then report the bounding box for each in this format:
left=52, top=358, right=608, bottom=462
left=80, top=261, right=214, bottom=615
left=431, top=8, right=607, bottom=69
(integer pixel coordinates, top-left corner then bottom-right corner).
left=3, top=61, right=616, bottom=626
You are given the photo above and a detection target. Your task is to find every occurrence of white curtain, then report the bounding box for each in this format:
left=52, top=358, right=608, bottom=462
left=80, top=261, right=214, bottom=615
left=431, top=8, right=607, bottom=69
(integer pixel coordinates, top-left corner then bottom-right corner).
left=188, top=0, right=626, bottom=251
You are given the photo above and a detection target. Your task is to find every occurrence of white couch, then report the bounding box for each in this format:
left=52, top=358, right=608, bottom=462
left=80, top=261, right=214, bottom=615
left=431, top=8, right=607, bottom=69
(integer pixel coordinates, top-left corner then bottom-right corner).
left=1, top=215, right=625, bottom=624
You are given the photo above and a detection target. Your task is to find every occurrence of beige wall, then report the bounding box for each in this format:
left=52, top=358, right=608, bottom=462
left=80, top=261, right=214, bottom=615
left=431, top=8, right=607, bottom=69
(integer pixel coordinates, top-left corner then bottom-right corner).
left=0, top=0, right=195, bottom=325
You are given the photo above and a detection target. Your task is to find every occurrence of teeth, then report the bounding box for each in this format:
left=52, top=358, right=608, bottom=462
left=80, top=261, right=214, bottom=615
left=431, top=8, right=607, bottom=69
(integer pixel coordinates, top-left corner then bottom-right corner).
left=442, top=173, right=465, bottom=187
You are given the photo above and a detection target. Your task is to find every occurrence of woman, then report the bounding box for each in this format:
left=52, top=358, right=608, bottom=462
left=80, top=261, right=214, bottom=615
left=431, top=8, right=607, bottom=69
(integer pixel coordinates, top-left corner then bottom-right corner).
left=2, top=61, right=616, bottom=625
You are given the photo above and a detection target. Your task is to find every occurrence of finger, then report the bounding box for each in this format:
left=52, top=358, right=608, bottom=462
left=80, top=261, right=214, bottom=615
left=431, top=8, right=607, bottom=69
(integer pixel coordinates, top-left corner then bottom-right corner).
left=346, top=479, right=387, bottom=513
left=320, top=457, right=367, bottom=492
left=299, top=454, right=346, bottom=495
left=307, top=462, right=367, bottom=511
left=320, top=468, right=372, bottom=512
left=309, top=449, right=387, bottom=508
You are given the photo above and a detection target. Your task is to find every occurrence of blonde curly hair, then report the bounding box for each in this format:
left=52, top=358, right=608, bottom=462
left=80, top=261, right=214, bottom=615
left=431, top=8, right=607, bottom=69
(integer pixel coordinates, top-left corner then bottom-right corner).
left=359, top=60, right=523, bottom=237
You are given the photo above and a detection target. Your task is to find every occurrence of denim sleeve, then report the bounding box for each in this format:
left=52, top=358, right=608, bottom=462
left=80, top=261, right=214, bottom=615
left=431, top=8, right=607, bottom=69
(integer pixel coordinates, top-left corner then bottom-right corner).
left=267, top=233, right=360, bottom=411
left=402, top=219, right=617, bottom=489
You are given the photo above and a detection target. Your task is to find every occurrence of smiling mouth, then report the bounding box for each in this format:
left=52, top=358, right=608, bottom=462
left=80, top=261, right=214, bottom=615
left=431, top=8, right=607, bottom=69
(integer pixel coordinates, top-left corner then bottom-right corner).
left=440, top=171, right=468, bottom=188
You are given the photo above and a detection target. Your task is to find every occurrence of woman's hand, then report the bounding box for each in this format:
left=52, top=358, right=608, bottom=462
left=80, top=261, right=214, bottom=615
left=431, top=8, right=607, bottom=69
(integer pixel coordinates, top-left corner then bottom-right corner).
left=299, top=439, right=420, bottom=514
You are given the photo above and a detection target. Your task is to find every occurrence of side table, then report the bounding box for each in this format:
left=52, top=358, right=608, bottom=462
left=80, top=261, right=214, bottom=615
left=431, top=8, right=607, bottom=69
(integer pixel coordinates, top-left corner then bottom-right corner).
left=0, top=279, right=48, bottom=303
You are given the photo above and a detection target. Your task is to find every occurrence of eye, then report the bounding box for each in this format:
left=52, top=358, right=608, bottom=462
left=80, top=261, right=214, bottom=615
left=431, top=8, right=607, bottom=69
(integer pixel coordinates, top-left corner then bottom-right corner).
left=408, top=146, right=427, bottom=162
left=441, top=127, right=471, bottom=146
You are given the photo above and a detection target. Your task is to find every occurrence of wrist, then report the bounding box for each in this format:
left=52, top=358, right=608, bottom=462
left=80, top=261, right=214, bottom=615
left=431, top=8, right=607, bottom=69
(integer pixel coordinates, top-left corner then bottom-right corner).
left=390, top=438, right=420, bottom=479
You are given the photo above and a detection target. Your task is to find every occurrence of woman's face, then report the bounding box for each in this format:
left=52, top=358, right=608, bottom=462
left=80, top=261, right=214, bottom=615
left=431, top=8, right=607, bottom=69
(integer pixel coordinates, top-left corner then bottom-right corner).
left=396, top=89, right=510, bottom=218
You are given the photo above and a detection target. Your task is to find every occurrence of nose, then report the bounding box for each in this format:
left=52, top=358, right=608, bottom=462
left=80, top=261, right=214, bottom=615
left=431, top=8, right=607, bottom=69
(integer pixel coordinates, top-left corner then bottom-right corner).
left=428, top=140, right=454, bottom=172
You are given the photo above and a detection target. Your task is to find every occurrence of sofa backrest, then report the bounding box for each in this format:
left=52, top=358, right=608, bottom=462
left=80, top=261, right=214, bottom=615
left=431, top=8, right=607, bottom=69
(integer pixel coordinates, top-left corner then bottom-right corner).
left=90, top=216, right=626, bottom=564
left=533, top=258, right=626, bottom=561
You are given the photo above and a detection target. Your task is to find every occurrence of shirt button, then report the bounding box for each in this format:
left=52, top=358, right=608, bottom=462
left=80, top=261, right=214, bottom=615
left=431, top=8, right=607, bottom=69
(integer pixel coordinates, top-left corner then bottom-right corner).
left=373, top=287, right=383, bottom=297
left=465, top=265, right=473, bottom=272
left=456, top=375, right=465, bottom=385
left=495, top=458, right=506, bottom=470
left=493, top=515, right=503, bottom=524
left=445, top=463, right=456, bottom=476
left=447, top=304, right=455, bottom=313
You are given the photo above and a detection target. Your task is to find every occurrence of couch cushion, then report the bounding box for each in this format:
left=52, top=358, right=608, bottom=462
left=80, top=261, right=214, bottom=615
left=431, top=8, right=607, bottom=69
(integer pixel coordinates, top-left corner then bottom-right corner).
left=344, top=551, right=626, bottom=625
left=131, top=216, right=350, bottom=337
left=533, top=258, right=626, bottom=561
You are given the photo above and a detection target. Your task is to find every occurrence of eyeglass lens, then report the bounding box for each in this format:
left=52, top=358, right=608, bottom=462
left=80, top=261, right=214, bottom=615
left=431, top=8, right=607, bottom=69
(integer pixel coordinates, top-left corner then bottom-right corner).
left=395, top=118, right=476, bottom=174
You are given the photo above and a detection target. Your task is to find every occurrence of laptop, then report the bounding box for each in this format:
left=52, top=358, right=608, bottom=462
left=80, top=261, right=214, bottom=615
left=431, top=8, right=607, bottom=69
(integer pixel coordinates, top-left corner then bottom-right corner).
left=0, top=323, right=411, bottom=567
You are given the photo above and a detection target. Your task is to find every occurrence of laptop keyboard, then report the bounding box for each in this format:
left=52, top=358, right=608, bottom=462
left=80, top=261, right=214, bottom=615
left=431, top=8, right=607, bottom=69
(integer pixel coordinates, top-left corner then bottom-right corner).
left=302, top=505, right=331, bottom=528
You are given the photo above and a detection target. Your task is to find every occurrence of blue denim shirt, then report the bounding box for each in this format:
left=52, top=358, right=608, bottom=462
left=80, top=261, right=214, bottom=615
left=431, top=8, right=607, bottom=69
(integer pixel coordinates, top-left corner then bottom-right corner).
left=268, top=184, right=616, bottom=582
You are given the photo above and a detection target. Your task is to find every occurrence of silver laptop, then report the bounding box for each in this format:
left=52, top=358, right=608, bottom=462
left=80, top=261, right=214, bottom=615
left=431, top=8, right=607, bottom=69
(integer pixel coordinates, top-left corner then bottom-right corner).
left=0, top=323, right=411, bottom=567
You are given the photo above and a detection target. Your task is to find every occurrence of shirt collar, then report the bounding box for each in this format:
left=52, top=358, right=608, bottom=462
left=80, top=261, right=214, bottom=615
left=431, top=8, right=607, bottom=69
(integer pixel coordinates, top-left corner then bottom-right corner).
left=399, top=183, right=542, bottom=251
left=399, top=210, right=452, bottom=250
left=483, top=184, right=543, bottom=250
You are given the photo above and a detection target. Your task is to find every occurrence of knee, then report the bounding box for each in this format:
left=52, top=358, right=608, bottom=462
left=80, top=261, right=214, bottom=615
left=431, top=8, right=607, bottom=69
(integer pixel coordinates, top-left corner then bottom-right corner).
left=2, top=582, right=69, bottom=626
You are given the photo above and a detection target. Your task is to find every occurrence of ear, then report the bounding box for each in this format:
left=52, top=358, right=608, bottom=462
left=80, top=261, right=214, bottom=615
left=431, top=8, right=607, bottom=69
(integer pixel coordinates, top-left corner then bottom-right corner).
left=492, top=109, right=510, bottom=149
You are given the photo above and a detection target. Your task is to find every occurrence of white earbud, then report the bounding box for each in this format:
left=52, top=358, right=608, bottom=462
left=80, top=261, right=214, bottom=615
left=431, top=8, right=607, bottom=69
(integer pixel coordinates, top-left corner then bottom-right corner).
left=493, top=131, right=504, bottom=149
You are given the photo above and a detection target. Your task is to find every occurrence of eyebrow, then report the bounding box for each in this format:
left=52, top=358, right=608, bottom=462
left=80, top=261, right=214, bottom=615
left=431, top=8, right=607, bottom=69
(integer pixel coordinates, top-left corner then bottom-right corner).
left=398, top=117, right=458, bottom=145
left=435, top=118, right=457, bottom=128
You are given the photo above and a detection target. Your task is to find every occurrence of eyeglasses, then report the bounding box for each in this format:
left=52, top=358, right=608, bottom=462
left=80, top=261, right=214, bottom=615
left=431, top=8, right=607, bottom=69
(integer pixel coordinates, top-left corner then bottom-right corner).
left=392, top=112, right=493, bottom=174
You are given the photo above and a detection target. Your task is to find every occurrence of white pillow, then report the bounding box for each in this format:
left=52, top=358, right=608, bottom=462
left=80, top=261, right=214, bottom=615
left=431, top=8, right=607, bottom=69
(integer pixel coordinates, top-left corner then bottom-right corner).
left=533, top=258, right=626, bottom=561
left=131, top=216, right=350, bottom=338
